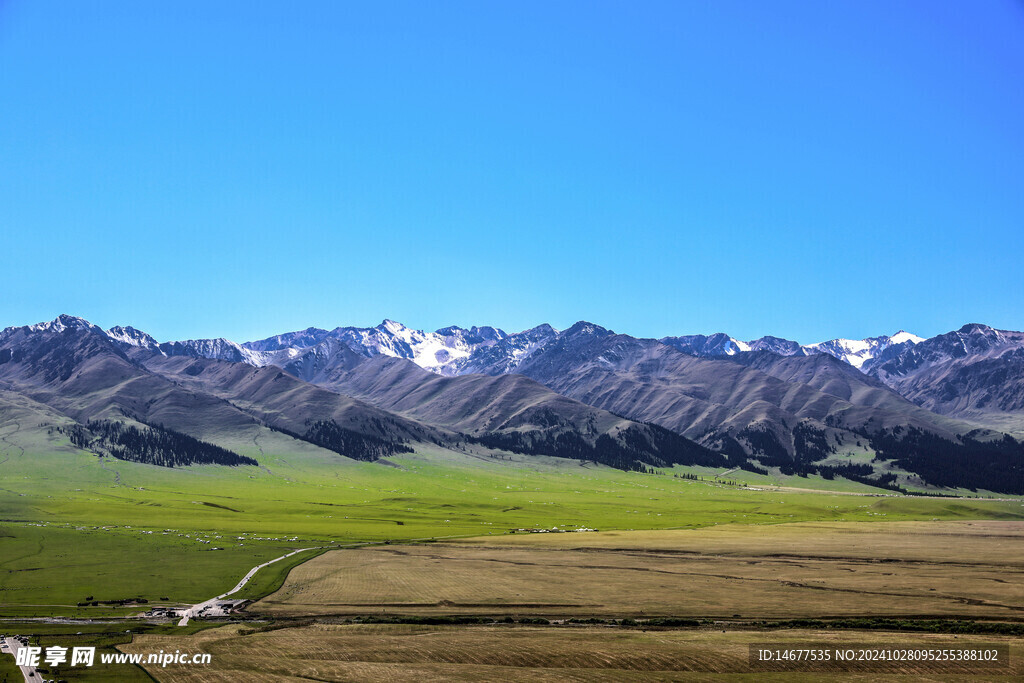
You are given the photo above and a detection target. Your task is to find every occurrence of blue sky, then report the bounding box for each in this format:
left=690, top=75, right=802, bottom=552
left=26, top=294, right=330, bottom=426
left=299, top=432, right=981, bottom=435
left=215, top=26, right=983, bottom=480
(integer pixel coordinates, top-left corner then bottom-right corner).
left=2, top=1, right=1022, bottom=344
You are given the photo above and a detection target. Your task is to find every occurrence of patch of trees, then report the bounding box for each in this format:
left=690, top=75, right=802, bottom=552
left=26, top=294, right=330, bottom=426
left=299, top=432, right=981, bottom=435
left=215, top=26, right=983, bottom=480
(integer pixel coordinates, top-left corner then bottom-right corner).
left=713, top=435, right=757, bottom=466
left=270, top=419, right=413, bottom=461
left=619, top=422, right=727, bottom=468
left=737, top=424, right=837, bottom=472
left=767, top=618, right=1024, bottom=636
left=469, top=423, right=726, bottom=472
left=736, top=427, right=790, bottom=465
left=471, top=430, right=623, bottom=466
left=869, top=427, right=1024, bottom=494
left=739, top=461, right=769, bottom=475
left=724, top=426, right=905, bottom=488
left=499, top=406, right=569, bottom=430
left=792, top=423, right=836, bottom=461
left=816, top=462, right=873, bottom=480
left=818, top=465, right=905, bottom=492
left=64, top=423, right=92, bottom=449
left=77, top=597, right=148, bottom=607
left=75, top=420, right=257, bottom=467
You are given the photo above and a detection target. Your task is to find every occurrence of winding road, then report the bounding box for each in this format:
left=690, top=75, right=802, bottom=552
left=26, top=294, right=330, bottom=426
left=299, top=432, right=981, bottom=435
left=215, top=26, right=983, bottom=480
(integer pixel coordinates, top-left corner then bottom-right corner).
left=178, top=547, right=318, bottom=626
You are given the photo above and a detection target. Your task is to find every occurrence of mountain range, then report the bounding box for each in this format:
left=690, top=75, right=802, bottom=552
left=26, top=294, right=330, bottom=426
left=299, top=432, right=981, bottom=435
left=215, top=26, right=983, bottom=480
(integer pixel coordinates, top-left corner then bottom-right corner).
left=2, top=315, right=1022, bottom=493
left=660, top=330, right=925, bottom=368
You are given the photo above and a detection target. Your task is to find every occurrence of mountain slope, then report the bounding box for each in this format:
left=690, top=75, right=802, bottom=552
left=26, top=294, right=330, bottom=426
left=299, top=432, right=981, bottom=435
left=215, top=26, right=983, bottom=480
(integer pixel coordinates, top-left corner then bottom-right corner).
left=7, top=314, right=1022, bottom=489
left=122, top=325, right=728, bottom=471
left=865, top=324, right=1024, bottom=432
left=0, top=317, right=437, bottom=465
left=0, top=317, right=255, bottom=437
left=133, top=351, right=442, bottom=449
left=507, top=322, right=1024, bottom=491
left=318, top=355, right=725, bottom=470
left=726, top=351, right=969, bottom=427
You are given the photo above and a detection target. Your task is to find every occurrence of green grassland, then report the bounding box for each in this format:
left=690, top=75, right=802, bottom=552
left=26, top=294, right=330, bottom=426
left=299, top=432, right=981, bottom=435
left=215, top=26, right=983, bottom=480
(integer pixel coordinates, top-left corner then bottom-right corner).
left=665, top=461, right=1015, bottom=497
left=2, top=421, right=1023, bottom=617
left=0, top=651, right=20, bottom=683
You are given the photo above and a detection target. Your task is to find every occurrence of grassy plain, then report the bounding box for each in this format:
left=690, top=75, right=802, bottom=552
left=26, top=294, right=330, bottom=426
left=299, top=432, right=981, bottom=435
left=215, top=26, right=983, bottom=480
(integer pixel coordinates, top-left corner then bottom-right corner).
left=177, top=521, right=1024, bottom=681
left=2, top=416, right=1024, bottom=615
left=0, top=652, right=20, bottom=683
left=122, top=622, right=1024, bottom=681
left=257, top=521, right=1024, bottom=620
left=4, top=418, right=1024, bottom=681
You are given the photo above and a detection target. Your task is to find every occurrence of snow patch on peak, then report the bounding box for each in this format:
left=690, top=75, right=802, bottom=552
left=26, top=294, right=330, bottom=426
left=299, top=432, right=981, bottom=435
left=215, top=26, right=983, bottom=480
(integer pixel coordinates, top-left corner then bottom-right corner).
left=661, top=328, right=925, bottom=370
left=890, top=330, right=924, bottom=345
left=564, top=321, right=611, bottom=338
left=804, top=332, right=923, bottom=369
left=106, top=325, right=158, bottom=348
left=28, top=315, right=101, bottom=334
left=804, top=338, right=876, bottom=368
left=161, top=338, right=273, bottom=366
left=660, top=333, right=750, bottom=357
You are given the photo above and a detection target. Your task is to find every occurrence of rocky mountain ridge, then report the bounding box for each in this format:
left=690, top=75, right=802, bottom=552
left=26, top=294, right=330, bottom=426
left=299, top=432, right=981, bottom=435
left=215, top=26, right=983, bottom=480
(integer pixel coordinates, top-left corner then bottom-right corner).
left=3, top=315, right=1023, bottom=492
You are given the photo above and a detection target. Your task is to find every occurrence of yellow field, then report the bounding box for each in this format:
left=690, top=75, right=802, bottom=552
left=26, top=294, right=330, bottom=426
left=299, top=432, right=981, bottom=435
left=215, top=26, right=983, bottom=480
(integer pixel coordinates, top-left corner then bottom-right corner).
left=255, top=521, right=1024, bottom=620
left=123, top=623, right=1024, bottom=681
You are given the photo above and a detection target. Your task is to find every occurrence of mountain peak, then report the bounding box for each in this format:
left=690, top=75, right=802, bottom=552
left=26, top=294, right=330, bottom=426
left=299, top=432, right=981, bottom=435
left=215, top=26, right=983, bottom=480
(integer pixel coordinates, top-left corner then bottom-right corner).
left=889, top=330, right=924, bottom=345
left=378, top=319, right=411, bottom=334
left=661, top=333, right=751, bottom=357
left=747, top=335, right=803, bottom=355
left=28, top=314, right=102, bottom=334
left=107, top=325, right=159, bottom=348
left=434, top=325, right=507, bottom=344
left=526, top=323, right=558, bottom=336
left=563, top=321, right=611, bottom=337
left=958, top=323, right=992, bottom=335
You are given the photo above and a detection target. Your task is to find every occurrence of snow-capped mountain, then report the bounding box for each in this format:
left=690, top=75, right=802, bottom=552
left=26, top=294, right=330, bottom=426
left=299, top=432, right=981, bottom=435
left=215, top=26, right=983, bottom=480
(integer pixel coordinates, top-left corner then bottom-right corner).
left=746, top=336, right=804, bottom=356
left=99, top=317, right=928, bottom=377
left=860, top=324, right=1024, bottom=422
left=456, top=323, right=560, bottom=375
left=158, top=338, right=273, bottom=366
left=265, top=320, right=510, bottom=376
left=106, top=325, right=159, bottom=348
left=865, top=324, right=1021, bottom=382
left=17, top=314, right=104, bottom=335
left=6, top=314, right=1024, bottom=493
left=276, top=337, right=366, bottom=384
left=332, top=320, right=505, bottom=375
left=103, top=327, right=276, bottom=367
left=100, top=319, right=524, bottom=377
left=660, top=333, right=751, bottom=357
left=242, top=327, right=331, bottom=352
left=662, top=329, right=924, bottom=371
left=235, top=320, right=516, bottom=377
left=803, top=331, right=924, bottom=369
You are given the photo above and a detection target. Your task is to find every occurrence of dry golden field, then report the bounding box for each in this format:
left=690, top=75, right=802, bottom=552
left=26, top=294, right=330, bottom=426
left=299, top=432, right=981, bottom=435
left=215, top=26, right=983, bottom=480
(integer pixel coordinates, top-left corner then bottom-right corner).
left=123, top=623, right=1024, bottom=682
left=254, top=521, right=1024, bottom=620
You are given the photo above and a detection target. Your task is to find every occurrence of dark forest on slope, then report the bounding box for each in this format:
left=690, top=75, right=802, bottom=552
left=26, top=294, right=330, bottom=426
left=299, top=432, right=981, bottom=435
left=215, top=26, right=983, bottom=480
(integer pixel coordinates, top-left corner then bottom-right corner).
left=63, top=420, right=257, bottom=467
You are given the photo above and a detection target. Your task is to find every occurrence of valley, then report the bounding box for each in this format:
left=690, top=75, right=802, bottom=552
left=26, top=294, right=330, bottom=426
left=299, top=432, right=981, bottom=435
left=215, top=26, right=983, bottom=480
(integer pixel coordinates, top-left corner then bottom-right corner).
left=8, top=434, right=1020, bottom=619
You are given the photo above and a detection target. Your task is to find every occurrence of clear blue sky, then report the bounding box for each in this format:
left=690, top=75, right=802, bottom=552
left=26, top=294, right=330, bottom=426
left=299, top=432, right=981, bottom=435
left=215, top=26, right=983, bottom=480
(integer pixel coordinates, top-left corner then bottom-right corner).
left=2, top=1, right=1022, bottom=344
